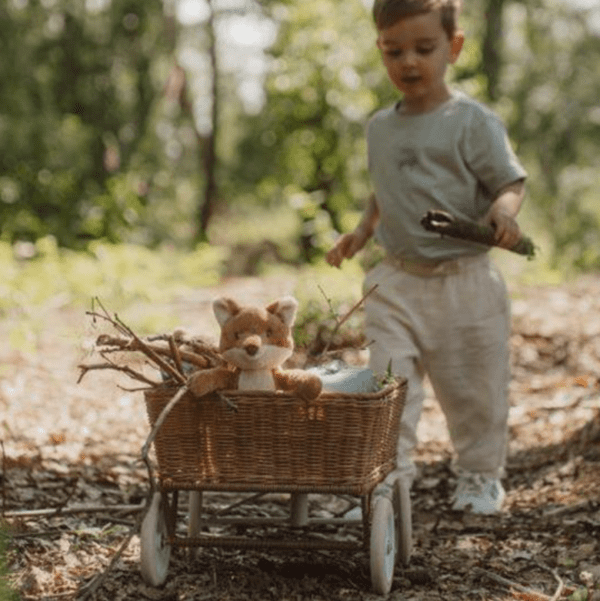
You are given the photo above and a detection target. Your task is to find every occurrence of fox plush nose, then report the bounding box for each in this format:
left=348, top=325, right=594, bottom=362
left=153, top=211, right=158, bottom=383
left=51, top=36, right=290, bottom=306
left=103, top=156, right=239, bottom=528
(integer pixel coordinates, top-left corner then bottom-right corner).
left=243, top=335, right=261, bottom=356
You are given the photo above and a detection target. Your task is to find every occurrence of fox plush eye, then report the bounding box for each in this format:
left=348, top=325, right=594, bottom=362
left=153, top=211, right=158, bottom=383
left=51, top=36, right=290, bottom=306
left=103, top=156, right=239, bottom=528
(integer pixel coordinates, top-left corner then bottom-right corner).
left=266, top=328, right=273, bottom=337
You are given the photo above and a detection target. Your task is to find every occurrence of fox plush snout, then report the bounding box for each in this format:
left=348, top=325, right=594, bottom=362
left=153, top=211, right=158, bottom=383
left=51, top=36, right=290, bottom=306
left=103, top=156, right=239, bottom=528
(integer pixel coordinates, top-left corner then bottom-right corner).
left=242, top=338, right=260, bottom=356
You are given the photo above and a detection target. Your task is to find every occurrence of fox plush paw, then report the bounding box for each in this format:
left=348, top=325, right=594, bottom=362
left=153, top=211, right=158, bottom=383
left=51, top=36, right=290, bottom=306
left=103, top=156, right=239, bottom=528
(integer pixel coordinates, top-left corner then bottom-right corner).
left=188, top=366, right=235, bottom=398
left=274, top=368, right=322, bottom=400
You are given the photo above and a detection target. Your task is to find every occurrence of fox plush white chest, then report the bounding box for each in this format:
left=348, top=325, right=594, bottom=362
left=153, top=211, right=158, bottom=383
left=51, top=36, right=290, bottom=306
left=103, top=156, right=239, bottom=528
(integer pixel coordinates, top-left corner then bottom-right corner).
left=188, top=296, right=322, bottom=401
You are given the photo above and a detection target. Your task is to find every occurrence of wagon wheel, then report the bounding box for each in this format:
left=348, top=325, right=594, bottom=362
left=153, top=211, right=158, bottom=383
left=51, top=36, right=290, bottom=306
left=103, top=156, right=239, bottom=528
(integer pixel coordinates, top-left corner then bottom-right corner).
left=393, top=477, right=413, bottom=566
left=140, top=492, right=172, bottom=586
left=369, top=495, right=396, bottom=595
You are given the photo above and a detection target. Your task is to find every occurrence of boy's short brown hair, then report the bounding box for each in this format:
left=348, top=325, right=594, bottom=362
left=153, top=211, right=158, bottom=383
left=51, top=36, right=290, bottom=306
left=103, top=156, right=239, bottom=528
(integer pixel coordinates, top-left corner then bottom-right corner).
left=372, top=0, right=462, bottom=39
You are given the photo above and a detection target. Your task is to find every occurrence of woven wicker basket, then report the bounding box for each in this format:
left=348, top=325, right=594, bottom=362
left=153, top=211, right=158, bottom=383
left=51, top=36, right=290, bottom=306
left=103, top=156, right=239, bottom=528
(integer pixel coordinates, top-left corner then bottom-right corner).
left=144, top=378, right=406, bottom=496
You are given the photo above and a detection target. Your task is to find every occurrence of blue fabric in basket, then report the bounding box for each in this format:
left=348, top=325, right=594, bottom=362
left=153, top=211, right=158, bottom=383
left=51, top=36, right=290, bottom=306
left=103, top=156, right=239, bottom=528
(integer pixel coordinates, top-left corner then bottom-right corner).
left=308, top=360, right=377, bottom=394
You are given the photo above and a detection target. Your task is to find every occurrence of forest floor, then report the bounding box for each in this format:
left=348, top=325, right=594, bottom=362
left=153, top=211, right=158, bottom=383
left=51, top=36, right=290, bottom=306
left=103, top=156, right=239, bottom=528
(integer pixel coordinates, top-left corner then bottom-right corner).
left=2, top=272, right=600, bottom=601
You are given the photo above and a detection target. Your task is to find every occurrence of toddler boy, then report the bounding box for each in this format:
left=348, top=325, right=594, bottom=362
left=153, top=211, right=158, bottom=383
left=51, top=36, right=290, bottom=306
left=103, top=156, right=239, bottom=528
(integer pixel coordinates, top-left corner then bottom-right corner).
left=327, top=0, right=526, bottom=514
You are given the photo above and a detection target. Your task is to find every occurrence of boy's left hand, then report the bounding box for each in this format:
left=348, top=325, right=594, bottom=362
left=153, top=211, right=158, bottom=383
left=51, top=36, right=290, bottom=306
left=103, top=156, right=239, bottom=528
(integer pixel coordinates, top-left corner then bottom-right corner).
left=483, top=206, right=521, bottom=250
left=483, top=180, right=526, bottom=250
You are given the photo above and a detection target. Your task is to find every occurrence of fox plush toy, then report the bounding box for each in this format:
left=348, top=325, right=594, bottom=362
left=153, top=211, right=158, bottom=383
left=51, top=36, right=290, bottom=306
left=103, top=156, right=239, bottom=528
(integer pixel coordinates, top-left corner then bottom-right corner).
left=188, top=296, right=322, bottom=401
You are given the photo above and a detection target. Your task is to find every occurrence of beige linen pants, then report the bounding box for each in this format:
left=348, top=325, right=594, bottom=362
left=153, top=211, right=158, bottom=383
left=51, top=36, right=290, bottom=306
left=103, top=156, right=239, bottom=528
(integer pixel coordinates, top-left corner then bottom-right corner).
left=364, top=254, right=511, bottom=483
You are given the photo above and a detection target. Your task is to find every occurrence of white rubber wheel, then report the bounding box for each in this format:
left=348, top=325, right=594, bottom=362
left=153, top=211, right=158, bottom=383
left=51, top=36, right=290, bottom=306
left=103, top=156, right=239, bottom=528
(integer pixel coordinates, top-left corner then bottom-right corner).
left=369, top=495, right=396, bottom=595
left=140, top=493, right=172, bottom=586
left=393, top=477, right=413, bottom=566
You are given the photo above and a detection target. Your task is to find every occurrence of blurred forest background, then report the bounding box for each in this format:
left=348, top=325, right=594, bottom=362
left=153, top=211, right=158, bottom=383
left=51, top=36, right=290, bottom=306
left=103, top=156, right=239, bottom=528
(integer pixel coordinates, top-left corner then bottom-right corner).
left=1, top=0, right=600, bottom=292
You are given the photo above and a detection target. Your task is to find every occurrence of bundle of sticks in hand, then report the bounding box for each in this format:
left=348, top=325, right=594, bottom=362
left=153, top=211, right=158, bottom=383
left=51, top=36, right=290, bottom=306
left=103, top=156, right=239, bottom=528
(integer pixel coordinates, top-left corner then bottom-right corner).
left=78, top=304, right=223, bottom=390
left=420, top=210, right=536, bottom=258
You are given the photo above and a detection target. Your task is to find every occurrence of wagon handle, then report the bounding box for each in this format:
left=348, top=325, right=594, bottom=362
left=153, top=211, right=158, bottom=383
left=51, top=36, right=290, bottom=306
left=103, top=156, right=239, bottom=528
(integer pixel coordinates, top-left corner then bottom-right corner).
left=141, top=385, right=190, bottom=491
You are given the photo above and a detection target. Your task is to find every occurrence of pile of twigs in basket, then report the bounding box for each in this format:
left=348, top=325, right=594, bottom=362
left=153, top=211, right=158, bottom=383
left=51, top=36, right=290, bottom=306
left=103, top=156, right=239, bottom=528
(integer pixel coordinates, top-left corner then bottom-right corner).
left=78, top=302, right=224, bottom=390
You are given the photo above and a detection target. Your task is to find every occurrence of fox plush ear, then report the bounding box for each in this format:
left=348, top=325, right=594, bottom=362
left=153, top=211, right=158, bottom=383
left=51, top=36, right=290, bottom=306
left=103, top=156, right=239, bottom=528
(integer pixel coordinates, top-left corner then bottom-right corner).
left=213, top=297, right=241, bottom=327
left=266, top=296, right=298, bottom=328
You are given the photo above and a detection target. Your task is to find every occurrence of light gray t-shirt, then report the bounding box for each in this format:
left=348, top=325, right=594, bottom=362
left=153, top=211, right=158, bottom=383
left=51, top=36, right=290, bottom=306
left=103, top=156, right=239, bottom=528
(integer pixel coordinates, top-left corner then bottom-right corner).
left=367, top=91, right=527, bottom=261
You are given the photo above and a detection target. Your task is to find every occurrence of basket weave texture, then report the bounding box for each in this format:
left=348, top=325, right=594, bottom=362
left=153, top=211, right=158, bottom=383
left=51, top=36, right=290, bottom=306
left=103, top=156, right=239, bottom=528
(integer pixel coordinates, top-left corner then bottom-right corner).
left=144, top=378, right=406, bottom=496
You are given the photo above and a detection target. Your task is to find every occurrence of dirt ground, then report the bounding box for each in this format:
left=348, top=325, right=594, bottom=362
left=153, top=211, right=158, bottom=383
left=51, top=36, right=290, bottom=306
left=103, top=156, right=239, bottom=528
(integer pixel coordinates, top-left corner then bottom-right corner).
left=2, top=273, right=600, bottom=601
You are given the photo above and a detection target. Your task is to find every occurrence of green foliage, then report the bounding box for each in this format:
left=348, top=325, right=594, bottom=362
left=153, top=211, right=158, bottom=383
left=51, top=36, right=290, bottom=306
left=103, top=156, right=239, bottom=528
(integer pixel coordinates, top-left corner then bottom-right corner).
left=226, top=0, right=393, bottom=260
left=499, top=1, right=600, bottom=271
left=292, top=261, right=366, bottom=349
left=0, top=525, right=18, bottom=601
left=0, top=238, right=226, bottom=318
left=567, top=588, right=589, bottom=601
left=0, top=0, right=175, bottom=248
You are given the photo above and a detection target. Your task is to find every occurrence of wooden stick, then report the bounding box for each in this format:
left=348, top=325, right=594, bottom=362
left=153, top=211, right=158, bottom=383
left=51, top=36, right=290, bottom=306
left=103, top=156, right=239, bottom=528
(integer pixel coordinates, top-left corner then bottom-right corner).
left=320, top=284, right=378, bottom=355
left=1, top=440, right=5, bottom=516
left=78, top=522, right=139, bottom=600
left=335, top=284, right=378, bottom=332
left=112, top=315, right=186, bottom=385
left=473, top=568, right=550, bottom=600
left=421, top=210, right=536, bottom=257
left=77, top=361, right=159, bottom=386
left=169, top=335, right=185, bottom=375
left=535, top=562, right=564, bottom=601
left=95, top=335, right=213, bottom=369
left=141, top=384, right=190, bottom=490
left=90, top=298, right=129, bottom=337
left=85, top=311, right=187, bottom=384
left=3, top=503, right=144, bottom=520
left=80, top=386, right=189, bottom=600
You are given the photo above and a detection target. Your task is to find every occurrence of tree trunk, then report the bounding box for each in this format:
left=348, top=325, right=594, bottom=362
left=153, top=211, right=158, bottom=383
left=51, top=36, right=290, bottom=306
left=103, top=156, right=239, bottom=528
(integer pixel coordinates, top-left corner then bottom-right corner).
left=197, top=0, right=219, bottom=242
left=482, top=0, right=505, bottom=101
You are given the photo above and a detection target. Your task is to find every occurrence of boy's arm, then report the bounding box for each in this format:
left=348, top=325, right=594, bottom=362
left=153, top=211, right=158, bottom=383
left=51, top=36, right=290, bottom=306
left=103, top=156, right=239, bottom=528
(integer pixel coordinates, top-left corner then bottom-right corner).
left=353, top=192, right=380, bottom=241
left=326, top=193, right=379, bottom=268
left=483, top=179, right=526, bottom=250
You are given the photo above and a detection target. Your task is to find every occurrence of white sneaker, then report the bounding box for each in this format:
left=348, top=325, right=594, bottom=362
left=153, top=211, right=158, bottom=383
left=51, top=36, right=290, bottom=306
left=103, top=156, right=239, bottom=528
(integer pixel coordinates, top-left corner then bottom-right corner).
left=452, top=472, right=505, bottom=515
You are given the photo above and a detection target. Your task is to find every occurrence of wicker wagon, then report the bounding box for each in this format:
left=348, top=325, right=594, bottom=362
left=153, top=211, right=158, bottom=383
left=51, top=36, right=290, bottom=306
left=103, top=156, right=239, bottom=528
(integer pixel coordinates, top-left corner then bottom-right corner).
left=140, top=377, right=410, bottom=595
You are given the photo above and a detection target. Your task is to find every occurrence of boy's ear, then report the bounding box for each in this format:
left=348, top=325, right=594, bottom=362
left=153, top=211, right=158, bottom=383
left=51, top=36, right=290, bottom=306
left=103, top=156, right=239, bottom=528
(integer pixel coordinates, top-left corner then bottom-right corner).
left=449, top=30, right=464, bottom=63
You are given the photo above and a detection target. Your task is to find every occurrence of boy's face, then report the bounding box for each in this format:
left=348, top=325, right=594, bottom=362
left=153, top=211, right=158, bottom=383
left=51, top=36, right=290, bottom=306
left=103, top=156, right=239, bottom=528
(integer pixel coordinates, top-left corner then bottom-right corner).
left=377, top=9, right=463, bottom=114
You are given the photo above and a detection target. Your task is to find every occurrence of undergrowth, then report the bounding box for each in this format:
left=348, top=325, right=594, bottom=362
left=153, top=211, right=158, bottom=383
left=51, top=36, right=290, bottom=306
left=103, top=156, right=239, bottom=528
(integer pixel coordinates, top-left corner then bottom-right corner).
left=292, top=260, right=366, bottom=351
left=0, top=237, right=227, bottom=343
left=0, top=237, right=226, bottom=314
left=0, top=526, right=18, bottom=601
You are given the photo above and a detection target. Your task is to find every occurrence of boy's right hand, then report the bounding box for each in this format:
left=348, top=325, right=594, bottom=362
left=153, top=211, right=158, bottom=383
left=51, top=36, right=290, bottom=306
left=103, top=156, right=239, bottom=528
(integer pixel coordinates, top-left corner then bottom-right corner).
left=326, top=232, right=363, bottom=268
left=326, top=195, right=378, bottom=267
